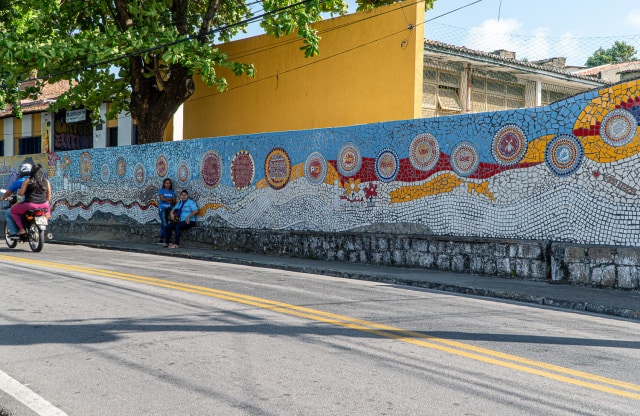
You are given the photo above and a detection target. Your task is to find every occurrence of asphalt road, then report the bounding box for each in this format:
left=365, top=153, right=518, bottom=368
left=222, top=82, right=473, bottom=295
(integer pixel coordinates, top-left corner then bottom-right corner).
left=1, top=244, right=639, bottom=415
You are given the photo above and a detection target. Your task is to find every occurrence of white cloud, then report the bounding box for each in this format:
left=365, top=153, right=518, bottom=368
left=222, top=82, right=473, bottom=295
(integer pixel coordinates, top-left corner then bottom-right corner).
left=625, top=10, right=640, bottom=28
left=464, top=18, right=522, bottom=53
left=460, top=19, right=591, bottom=66
left=522, top=27, right=552, bottom=61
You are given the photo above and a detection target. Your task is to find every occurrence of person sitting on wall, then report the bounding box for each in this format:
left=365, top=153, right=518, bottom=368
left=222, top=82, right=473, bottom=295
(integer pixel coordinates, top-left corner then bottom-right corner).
left=164, top=189, right=198, bottom=249
left=11, top=164, right=51, bottom=238
left=1, top=163, right=32, bottom=238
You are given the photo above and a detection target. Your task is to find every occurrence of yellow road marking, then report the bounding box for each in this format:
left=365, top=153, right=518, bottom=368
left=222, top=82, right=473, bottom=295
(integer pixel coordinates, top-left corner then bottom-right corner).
left=3, top=254, right=639, bottom=400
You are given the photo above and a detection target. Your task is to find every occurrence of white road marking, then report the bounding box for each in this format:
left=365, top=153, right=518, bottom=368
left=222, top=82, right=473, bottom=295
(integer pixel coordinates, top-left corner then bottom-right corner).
left=0, top=369, right=68, bottom=416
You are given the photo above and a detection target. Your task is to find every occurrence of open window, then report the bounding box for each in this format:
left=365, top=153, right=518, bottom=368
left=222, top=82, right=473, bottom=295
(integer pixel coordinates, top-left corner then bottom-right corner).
left=437, top=87, right=463, bottom=114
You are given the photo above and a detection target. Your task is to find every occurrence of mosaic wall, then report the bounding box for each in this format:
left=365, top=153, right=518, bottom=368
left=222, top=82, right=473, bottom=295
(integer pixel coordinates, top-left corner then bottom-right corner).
left=44, top=79, right=640, bottom=246
left=0, top=154, right=49, bottom=195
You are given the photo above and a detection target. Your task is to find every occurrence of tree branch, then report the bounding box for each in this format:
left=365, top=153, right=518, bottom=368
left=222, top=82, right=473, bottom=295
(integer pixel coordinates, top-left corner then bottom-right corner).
left=198, top=0, right=221, bottom=42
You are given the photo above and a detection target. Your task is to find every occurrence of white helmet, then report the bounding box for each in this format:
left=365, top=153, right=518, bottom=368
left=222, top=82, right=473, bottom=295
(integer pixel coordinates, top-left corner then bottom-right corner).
left=20, top=163, right=33, bottom=174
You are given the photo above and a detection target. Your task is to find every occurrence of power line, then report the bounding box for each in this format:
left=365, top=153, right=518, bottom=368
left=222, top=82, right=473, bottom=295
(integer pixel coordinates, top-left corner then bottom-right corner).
left=188, top=1, right=424, bottom=103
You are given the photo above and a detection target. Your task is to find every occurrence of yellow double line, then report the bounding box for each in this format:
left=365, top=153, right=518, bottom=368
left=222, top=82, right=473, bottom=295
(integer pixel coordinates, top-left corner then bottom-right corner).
left=3, top=254, right=639, bottom=400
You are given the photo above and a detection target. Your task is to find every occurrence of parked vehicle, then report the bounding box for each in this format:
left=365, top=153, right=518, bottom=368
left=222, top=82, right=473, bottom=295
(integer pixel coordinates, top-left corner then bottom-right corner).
left=0, top=190, right=50, bottom=252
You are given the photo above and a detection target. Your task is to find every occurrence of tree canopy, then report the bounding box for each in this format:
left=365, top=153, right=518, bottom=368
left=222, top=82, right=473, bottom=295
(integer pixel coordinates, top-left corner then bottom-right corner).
left=0, top=0, right=434, bottom=144
left=585, top=41, right=638, bottom=68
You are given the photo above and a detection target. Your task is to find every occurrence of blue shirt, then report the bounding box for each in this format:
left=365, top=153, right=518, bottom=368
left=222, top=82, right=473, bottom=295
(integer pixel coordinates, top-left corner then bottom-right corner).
left=8, top=176, right=26, bottom=193
left=158, top=188, right=175, bottom=210
left=172, top=198, right=198, bottom=222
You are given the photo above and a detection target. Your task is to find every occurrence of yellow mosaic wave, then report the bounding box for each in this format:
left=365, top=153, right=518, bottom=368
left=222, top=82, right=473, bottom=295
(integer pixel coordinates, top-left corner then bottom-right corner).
left=324, top=162, right=339, bottom=185
left=390, top=173, right=463, bottom=204
left=520, top=135, right=551, bottom=163
left=468, top=181, right=495, bottom=201
left=575, top=80, right=640, bottom=129
left=199, top=203, right=228, bottom=214
left=573, top=79, right=640, bottom=163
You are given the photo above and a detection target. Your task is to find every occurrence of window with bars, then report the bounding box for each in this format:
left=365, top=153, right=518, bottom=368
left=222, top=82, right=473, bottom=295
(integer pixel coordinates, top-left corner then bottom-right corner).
left=471, top=75, right=525, bottom=113
left=18, top=136, right=41, bottom=155
left=422, top=67, right=463, bottom=117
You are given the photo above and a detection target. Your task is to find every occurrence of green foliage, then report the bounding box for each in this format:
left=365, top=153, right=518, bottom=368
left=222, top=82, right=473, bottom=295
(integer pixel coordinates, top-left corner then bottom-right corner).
left=585, top=41, right=638, bottom=67
left=0, top=0, right=433, bottom=141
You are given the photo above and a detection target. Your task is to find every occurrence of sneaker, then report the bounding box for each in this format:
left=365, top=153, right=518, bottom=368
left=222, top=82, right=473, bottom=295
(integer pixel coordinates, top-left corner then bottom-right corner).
left=157, top=239, right=165, bottom=244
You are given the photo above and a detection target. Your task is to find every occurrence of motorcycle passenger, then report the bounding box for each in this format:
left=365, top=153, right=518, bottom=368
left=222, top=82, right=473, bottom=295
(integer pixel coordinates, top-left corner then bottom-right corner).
left=1, top=163, right=32, bottom=238
left=11, top=164, right=51, bottom=238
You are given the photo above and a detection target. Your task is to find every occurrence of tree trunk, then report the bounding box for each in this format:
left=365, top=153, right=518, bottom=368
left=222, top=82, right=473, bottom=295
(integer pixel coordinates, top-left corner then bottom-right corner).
left=129, top=63, right=195, bottom=144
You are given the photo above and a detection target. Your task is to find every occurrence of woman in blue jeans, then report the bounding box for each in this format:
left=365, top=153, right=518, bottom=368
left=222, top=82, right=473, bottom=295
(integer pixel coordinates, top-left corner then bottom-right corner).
left=164, top=189, right=198, bottom=249
left=157, top=178, right=175, bottom=243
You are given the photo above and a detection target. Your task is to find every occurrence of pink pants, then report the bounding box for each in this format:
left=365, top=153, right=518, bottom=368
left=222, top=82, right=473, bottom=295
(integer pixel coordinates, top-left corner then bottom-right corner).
left=11, top=202, right=50, bottom=231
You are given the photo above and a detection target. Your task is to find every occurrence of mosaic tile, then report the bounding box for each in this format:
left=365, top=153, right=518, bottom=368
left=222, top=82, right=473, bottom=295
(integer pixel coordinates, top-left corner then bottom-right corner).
left=23, top=79, right=639, bottom=246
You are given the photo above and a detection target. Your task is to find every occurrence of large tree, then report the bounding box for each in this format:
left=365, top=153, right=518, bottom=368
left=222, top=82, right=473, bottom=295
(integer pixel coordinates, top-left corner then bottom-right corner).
left=0, top=0, right=433, bottom=144
left=585, top=41, right=638, bottom=67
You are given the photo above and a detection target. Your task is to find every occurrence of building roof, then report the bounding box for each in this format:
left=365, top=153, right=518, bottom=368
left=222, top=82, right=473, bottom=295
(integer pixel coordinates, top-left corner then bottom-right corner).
left=0, top=80, right=70, bottom=118
left=573, top=61, right=640, bottom=76
left=423, top=39, right=606, bottom=88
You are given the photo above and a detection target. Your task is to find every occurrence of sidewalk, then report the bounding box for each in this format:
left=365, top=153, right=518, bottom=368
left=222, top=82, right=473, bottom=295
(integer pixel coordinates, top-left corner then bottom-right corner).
left=51, top=237, right=640, bottom=321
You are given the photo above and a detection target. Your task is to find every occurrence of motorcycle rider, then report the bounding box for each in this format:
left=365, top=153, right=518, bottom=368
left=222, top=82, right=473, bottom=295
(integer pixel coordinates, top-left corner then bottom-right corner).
left=11, top=164, right=51, bottom=239
left=1, top=163, right=32, bottom=238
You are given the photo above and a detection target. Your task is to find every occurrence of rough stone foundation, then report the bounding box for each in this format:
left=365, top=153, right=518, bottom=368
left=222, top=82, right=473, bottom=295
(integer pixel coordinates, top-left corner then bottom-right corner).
left=49, top=221, right=639, bottom=291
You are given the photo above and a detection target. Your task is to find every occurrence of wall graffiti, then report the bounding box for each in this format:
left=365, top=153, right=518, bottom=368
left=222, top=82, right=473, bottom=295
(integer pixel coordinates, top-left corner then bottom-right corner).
left=41, top=79, right=640, bottom=246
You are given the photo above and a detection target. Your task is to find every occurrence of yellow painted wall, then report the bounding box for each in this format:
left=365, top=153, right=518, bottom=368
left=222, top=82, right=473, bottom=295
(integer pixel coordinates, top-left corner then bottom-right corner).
left=32, top=113, right=42, bottom=136
left=184, top=2, right=425, bottom=139
left=164, top=116, right=173, bottom=141
left=13, top=118, right=21, bottom=153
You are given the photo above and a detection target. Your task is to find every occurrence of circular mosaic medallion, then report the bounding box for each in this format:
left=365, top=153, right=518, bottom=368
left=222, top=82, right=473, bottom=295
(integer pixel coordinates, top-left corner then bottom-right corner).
left=305, top=152, right=327, bottom=186
left=115, top=156, right=127, bottom=178
left=375, top=148, right=400, bottom=182
left=337, top=142, right=362, bottom=177
left=264, top=147, right=291, bottom=190
left=409, top=133, right=440, bottom=171
left=79, top=152, right=93, bottom=182
left=200, top=151, right=222, bottom=189
left=545, top=134, right=584, bottom=177
left=231, top=150, right=255, bottom=191
left=600, top=108, right=638, bottom=147
left=491, top=124, right=528, bottom=166
left=133, top=162, right=146, bottom=187
left=451, top=141, right=480, bottom=177
left=176, top=160, right=190, bottom=186
left=156, top=155, right=169, bottom=177
left=100, top=163, right=110, bottom=183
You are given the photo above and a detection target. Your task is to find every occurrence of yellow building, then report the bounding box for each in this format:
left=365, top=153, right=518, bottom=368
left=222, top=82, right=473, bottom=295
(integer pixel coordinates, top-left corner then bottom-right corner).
left=184, top=2, right=605, bottom=139
left=0, top=2, right=608, bottom=150
left=185, top=2, right=428, bottom=139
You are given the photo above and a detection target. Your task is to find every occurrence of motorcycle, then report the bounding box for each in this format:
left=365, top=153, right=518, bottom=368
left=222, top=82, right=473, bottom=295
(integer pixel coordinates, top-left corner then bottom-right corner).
left=0, top=190, right=51, bottom=252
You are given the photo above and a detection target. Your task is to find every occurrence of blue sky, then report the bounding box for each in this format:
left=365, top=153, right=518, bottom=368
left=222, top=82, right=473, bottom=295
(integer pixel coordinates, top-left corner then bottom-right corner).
left=236, top=0, right=640, bottom=67
left=423, top=0, right=640, bottom=66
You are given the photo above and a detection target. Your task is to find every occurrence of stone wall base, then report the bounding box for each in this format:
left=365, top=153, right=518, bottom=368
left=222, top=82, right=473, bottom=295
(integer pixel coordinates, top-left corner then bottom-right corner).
left=49, top=221, right=639, bottom=290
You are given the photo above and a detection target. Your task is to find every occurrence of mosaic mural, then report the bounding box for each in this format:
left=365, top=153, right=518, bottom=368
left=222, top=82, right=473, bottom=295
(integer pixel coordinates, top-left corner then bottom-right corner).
left=39, top=79, right=640, bottom=246
left=0, top=154, right=49, bottom=195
